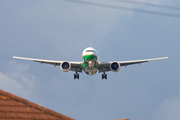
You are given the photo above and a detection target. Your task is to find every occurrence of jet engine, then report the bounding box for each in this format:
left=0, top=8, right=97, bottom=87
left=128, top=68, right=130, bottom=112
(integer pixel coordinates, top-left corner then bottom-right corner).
left=60, top=62, right=71, bottom=72
left=110, top=62, right=120, bottom=72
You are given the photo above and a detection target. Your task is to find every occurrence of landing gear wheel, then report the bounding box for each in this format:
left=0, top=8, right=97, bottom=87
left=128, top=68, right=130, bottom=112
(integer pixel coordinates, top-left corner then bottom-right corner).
left=102, top=74, right=107, bottom=79
left=77, top=74, right=79, bottom=79
left=74, top=73, right=79, bottom=79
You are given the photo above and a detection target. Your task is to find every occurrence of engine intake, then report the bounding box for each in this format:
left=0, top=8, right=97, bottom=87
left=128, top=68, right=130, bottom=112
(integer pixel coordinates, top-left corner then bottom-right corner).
left=110, top=62, right=120, bottom=72
left=60, top=62, right=71, bottom=72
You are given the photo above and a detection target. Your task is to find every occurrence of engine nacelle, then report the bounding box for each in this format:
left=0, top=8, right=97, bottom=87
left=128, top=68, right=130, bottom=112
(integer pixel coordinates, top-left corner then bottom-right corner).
left=110, top=62, right=120, bottom=72
left=60, top=61, right=71, bottom=72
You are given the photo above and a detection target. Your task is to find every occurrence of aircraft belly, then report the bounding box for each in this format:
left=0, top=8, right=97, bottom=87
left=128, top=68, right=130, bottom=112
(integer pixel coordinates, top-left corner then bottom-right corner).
left=84, top=68, right=98, bottom=75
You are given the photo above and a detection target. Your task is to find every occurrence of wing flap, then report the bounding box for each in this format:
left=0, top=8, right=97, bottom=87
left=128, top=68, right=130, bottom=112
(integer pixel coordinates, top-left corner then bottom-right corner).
left=120, top=61, right=148, bottom=66
left=33, top=60, right=61, bottom=66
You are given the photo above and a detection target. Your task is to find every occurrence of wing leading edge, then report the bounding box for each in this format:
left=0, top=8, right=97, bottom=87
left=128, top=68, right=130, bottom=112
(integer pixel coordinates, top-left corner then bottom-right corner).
left=12, top=56, right=83, bottom=72
left=99, top=56, right=169, bottom=73
left=118, top=56, right=170, bottom=66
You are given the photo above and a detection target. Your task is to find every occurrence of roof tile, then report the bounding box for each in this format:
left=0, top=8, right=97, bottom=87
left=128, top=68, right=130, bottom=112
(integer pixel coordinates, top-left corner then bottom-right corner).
left=0, top=89, right=74, bottom=120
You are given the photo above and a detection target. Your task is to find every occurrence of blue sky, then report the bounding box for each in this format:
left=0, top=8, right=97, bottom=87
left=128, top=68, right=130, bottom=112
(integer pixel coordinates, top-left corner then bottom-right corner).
left=0, top=0, right=180, bottom=120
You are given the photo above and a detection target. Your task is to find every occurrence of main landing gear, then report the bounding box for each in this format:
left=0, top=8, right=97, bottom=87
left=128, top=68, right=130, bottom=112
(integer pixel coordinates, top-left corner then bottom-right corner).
left=102, top=73, right=107, bottom=79
left=74, top=72, right=79, bottom=79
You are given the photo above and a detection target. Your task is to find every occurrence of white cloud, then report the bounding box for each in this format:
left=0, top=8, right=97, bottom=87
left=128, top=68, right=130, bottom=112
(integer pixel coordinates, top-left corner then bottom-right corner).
left=0, top=72, right=26, bottom=97
left=0, top=61, right=39, bottom=102
left=152, top=92, right=180, bottom=120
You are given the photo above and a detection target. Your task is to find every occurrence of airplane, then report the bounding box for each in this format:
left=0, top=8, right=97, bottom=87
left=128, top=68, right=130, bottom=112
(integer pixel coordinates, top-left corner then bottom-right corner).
left=12, top=47, right=169, bottom=79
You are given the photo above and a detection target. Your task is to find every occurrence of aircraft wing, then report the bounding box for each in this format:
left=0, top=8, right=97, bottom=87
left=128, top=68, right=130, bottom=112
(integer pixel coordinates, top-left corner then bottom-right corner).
left=99, top=56, right=169, bottom=73
left=118, top=56, right=170, bottom=66
left=12, top=56, right=83, bottom=72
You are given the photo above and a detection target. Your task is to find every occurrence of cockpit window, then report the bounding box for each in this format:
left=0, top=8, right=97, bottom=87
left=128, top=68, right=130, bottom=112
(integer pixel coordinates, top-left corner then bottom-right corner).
left=86, top=50, right=94, bottom=52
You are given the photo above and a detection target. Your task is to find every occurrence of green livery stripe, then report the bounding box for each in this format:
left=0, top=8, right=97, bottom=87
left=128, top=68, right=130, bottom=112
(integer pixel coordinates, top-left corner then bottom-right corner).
left=83, top=54, right=97, bottom=61
left=82, top=54, right=99, bottom=75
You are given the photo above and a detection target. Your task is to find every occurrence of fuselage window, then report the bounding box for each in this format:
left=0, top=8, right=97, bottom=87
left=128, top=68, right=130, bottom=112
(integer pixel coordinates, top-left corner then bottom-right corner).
left=86, top=50, right=94, bottom=52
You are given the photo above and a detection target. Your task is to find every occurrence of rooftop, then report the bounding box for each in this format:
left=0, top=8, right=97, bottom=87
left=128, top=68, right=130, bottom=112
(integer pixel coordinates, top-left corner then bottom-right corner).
left=0, top=89, right=74, bottom=120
